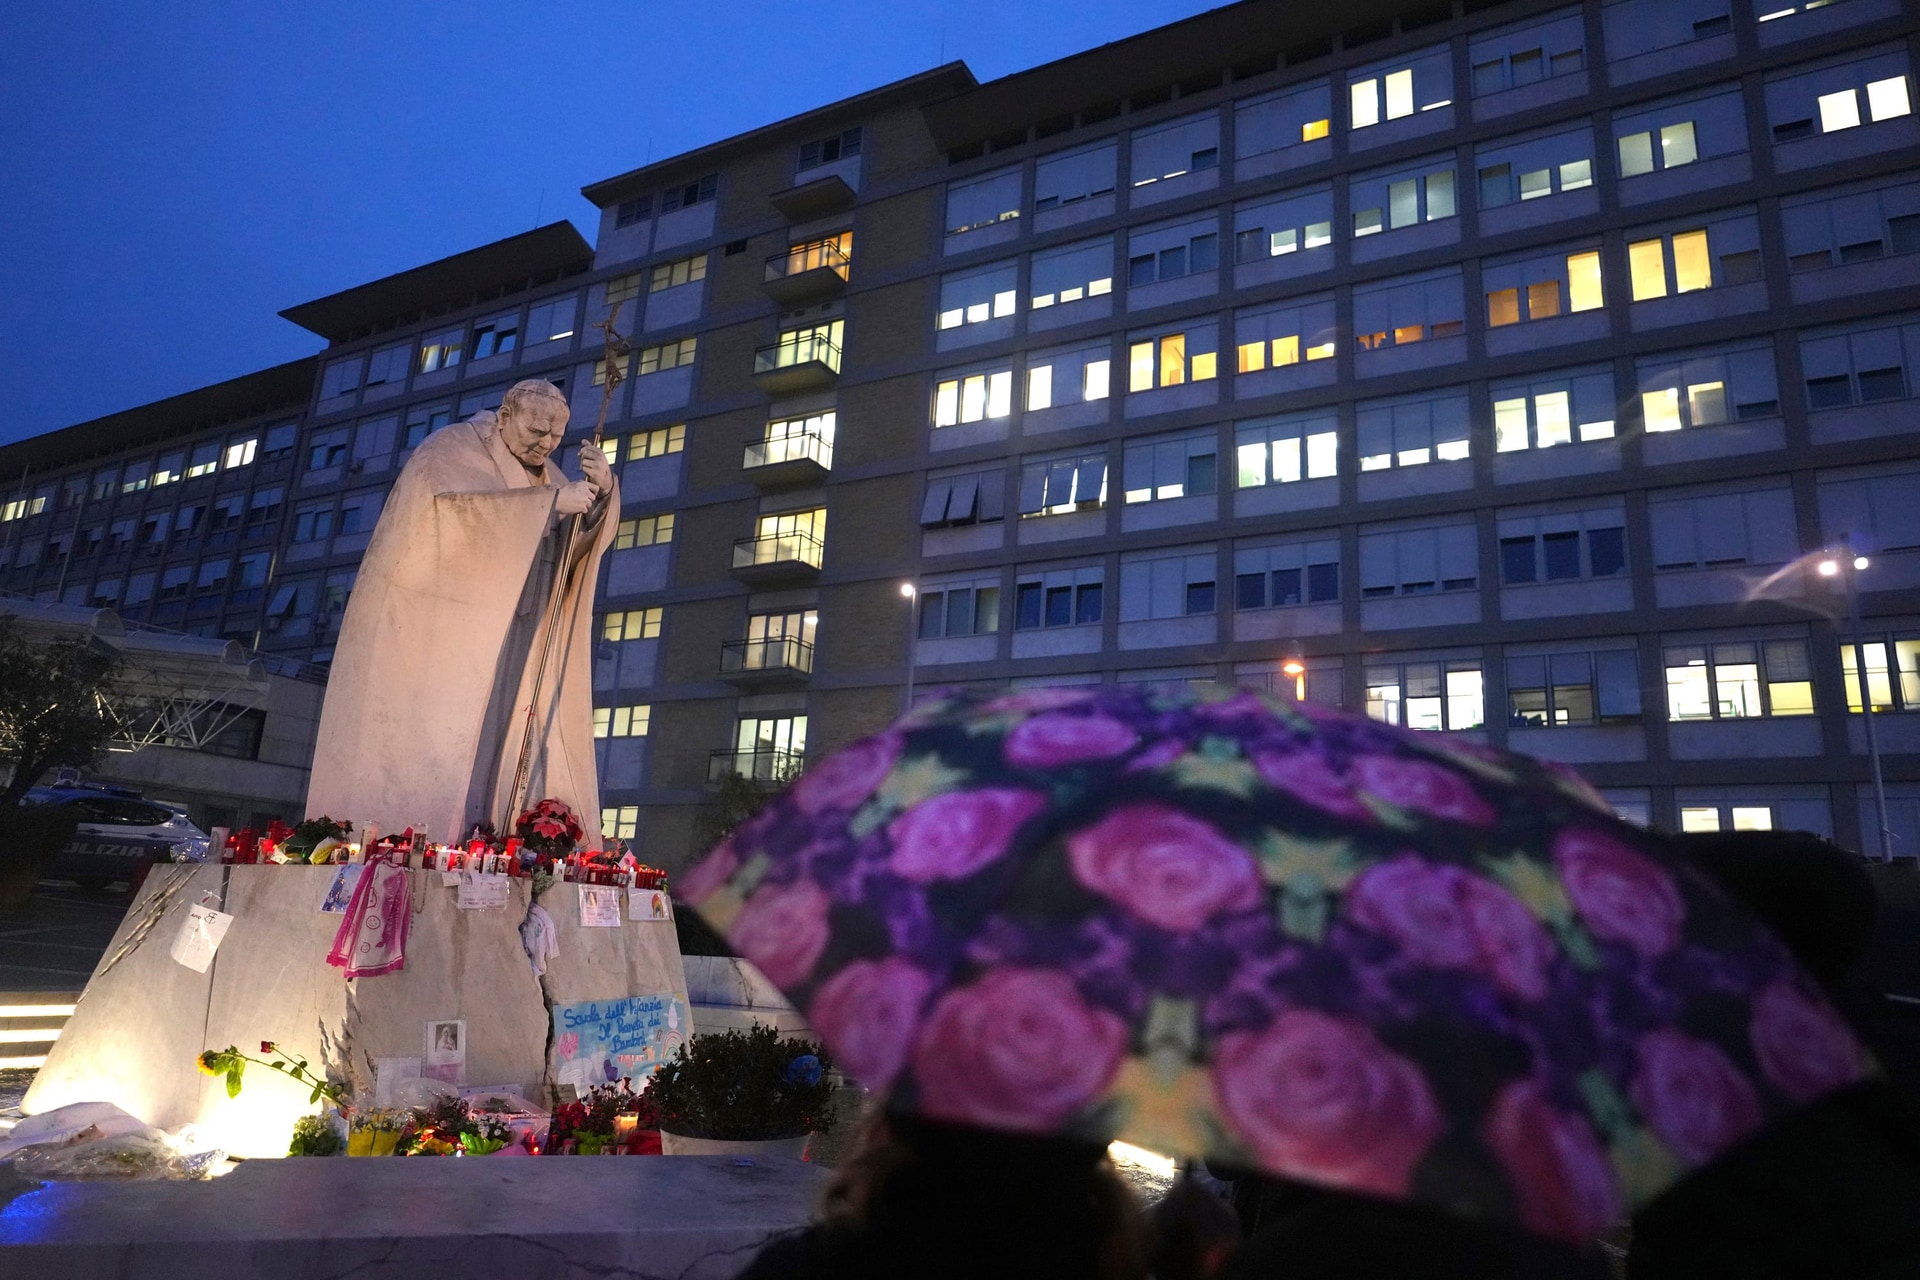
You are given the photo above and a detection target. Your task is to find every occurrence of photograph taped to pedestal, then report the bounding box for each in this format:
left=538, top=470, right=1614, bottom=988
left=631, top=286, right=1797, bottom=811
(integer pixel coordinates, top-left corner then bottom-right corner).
left=317, top=865, right=363, bottom=913
left=424, top=1019, right=465, bottom=1084
left=578, top=884, right=622, bottom=927
left=628, top=887, right=673, bottom=921
left=169, top=903, right=232, bottom=973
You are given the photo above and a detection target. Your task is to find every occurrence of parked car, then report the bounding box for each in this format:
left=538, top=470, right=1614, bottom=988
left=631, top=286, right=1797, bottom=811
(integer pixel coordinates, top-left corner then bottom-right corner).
left=23, top=785, right=212, bottom=890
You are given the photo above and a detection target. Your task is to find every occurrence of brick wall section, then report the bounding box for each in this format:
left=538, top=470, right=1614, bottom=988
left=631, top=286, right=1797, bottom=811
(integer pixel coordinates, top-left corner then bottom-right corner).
left=814, top=579, right=910, bottom=675
left=823, top=473, right=918, bottom=576
left=837, top=377, right=928, bottom=469
left=671, top=498, right=753, bottom=588
left=662, top=596, right=740, bottom=686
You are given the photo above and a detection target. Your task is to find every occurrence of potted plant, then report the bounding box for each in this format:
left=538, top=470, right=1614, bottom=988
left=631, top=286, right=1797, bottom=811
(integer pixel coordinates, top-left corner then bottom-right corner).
left=643, top=1023, right=836, bottom=1159
left=347, top=1109, right=404, bottom=1156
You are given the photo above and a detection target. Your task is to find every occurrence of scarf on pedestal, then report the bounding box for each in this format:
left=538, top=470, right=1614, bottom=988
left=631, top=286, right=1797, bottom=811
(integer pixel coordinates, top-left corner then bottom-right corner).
left=326, top=849, right=410, bottom=978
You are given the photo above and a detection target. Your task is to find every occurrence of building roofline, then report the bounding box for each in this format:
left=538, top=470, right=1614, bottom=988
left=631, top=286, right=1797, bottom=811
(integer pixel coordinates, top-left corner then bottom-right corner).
left=277, top=221, right=594, bottom=343
left=920, top=0, right=1416, bottom=152
left=0, top=357, right=317, bottom=478
left=581, top=63, right=979, bottom=208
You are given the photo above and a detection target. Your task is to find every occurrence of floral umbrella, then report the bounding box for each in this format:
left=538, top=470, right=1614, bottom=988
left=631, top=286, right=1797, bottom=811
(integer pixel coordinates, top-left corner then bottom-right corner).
left=679, top=683, right=1874, bottom=1243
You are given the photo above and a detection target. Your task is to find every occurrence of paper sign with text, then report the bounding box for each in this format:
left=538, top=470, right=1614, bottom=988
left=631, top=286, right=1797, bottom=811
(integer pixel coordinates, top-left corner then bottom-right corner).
left=170, top=903, right=233, bottom=973
left=627, top=887, right=673, bottom=921
left=456, top=872, right=510, bottom=910
left=577, top=884, right=622, bottom=928
left=551, top=993, right=688, bottom=1090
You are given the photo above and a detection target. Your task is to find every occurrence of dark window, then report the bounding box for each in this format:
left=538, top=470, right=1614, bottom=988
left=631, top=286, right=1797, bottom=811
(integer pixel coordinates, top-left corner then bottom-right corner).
left=1543, top=531, right=1582, bottom=580
left=1271, top=567, right=1303, bottom=605
left=946, top=590, right=974, bottom=637
left=1693, top=15, right=1730, bottom=37
left=1839, top=239, right=1885, bottom=264
left=1891, top=214, right=1920, bottom=255
left=1076, top=583, right=1103, bottom=624
left=1128, top=254, right=1157, bottom=287
left=1478, top=163, right=1511, bottom=209
left=1718, top=251, right=1763, bottom=286
left=615, top=196, right=652, bottom=229
left=1735, top=396, right=1781, bottom=420
left=1190, top=234, right=1219, bottom=272
left=1807, top=375, right=1854, bottom=410
left=1235, top=228, right=1266, bottom=263
left=1501, top=537, right=1537, bottom=584
left=1772, top=119, right=1814, bottom=143
left=1236, top=573, right=1266, bottom=610
left=1307, top=562, right=1339, bottom=602
left=1192, top=147, right=1219, bottom=171
left=1159, top=245, right=1187, bottom=279
left=1789, top=250, right=1831, bottom=273
left=1185, top=581, right=1216, bottom=614
left=1045, top=586, right=1072, bottom=627
left=918, top=594, right=944, bottom=639
left=1859, top=367, right=1906, bottom=402
left=1187, top=452, right=1217, bottom=495
left=1589, top=527, right=1627, bottom=577
left=1015, top=583, right=1043, bottom=629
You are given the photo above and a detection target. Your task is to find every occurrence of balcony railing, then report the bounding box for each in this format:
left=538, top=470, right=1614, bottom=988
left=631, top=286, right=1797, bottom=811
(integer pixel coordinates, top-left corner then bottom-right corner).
left=765, top=240, right=850, bottom=284
left=754, top=331, right=842, bottom=378
left=731, top=530, right=825, bottom=572
left=720, top=636, right=815, bottom=678
left=742, top=424, right=833, bottom=473
left=708, top=748, right=805, bottom=783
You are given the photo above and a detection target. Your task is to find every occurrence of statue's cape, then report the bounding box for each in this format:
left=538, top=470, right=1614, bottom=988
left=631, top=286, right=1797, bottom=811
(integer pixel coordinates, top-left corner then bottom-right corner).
left=304, top=415, right=617, bottom=845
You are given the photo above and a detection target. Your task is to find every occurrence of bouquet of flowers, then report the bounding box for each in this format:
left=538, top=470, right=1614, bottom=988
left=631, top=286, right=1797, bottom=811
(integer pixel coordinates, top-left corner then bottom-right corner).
left=459, top=1112, right=514, bottom=1157
left=347, top=1109, right=404, bottom=1157
left=283, top=816, right=352, bottom=858
left=515, top=799, right=583, bottom=860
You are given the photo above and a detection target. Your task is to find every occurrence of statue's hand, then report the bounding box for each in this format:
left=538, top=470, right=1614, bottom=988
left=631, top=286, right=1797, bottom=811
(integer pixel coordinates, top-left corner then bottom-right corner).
left=554, top=480, right=598, bottom=517
left=578, top=441, right=614, bottom=499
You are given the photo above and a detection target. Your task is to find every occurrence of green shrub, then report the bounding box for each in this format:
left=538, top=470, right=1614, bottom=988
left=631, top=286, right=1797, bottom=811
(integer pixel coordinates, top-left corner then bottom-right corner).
left=643, top=1023, right=836, bottom=1141
left=287, top=1113, right=342, bottom=1157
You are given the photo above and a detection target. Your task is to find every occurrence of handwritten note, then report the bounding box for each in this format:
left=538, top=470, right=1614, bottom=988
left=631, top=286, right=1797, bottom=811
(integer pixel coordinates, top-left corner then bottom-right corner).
left=551, top=993, right=688, bottom=1089
left=170, top=903, right=233, bottom=973
left=578, top=884, right=622, bottom=928
left=627, top=887, right=673, bottom=922
left=456, top=872, right=510, bottom=910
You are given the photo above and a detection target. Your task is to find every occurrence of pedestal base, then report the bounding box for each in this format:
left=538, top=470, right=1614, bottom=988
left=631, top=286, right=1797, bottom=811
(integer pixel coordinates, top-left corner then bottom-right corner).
left=0, top=1153, right=827, bottom=1279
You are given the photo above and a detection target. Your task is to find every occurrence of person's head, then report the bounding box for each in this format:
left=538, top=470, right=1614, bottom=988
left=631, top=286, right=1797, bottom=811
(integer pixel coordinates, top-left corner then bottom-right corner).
left=496, top=380, right=571, bottom=468
left=820, top=1108, right=1146, bottom=1280
left=1673, top=828, right=1877, bottom=992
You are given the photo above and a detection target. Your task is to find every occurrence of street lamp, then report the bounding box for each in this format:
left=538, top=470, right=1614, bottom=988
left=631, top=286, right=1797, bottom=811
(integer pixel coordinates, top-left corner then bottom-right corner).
left=1281, top=651, right=1307, bottom=702
left=1824, top=547, right=1894, bottom=863
left=900, top=583, right=918, bottom=715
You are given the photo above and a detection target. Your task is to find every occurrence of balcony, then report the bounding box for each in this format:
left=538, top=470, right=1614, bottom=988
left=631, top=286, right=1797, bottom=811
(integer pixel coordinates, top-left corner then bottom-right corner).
left=730, top=529, right=824, bottom=586
left=752, top=331, right=841, bottom=395
left=762, top=240, right=850, bottom=307
left=742, top=423, right=833, bottom=488
left=719, top=636, right=815, bottom=688
left=767, top=173, right=855, bottom=222
left=708, top=748, right=805, bottom=784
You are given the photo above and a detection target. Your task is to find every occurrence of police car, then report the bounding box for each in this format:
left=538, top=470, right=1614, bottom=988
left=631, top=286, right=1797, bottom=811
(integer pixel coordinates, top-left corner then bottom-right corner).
left=24, top=784, right=213, bottom=890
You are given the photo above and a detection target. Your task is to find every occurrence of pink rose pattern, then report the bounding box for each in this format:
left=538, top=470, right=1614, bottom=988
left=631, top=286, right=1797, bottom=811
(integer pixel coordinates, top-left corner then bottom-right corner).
left=681, top=682, right=1870, bottom=1241
left=1066, top=804, right=1262, bottom=932
left=1212, top=1011, right=1444, bottom=1197
left=1555, top=828, right=1687, bottom=959
left=911, top=967, right=1127, bottom=1132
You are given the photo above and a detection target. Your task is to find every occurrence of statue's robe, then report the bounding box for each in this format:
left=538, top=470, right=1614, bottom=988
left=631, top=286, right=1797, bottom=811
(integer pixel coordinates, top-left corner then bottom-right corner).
left=305, top=411, right=617, bottom=846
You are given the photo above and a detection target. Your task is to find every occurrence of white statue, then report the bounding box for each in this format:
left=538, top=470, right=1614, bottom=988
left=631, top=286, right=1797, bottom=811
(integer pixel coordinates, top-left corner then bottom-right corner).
left=305, top=379, right=619, bottom=846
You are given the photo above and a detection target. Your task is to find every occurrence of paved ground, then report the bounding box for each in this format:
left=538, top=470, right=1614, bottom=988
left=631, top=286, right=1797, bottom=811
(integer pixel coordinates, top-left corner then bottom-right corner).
left=0, top=879, right=128, bottom=993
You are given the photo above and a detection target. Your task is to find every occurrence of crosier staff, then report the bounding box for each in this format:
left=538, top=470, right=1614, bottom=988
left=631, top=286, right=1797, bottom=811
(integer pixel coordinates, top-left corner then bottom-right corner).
left=502, top=302, right=630, bottom=831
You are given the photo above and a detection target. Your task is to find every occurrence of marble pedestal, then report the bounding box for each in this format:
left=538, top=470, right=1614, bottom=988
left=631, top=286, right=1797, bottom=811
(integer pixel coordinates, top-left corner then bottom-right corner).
left=0, top=1152, right=827, bottom=1279
left=22, top=865, right=689, bottom=1157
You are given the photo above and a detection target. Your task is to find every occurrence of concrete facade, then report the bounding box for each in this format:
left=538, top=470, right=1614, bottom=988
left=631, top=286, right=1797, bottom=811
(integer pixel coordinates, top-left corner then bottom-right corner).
left=8, top=2, right=1920, bottom=864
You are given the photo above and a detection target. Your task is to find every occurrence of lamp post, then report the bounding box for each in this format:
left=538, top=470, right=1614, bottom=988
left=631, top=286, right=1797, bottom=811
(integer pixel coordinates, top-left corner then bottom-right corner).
left=900, top=583, right=918, bottom=715
left=1282, top=650, right=1307, bottom=703
left=1821, top=547, right=1893, bottom=863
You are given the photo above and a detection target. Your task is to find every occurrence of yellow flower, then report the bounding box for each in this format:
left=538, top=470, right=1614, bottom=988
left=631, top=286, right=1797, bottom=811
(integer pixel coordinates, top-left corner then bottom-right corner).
left=196, top=1048, right=227, bottom=1077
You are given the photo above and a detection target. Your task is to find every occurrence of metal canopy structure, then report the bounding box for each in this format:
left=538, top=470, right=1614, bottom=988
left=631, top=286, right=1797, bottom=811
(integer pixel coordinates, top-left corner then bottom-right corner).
left=1, top=598, right=271, bottom=755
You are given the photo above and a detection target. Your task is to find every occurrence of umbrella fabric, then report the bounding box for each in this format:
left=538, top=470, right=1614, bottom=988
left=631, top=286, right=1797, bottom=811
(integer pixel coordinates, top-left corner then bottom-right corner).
left=680, top=683, right=1874, bottom=1242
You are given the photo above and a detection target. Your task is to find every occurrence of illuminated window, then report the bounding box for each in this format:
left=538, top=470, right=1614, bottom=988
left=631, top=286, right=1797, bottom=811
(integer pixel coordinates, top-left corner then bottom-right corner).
left=1507, top=650, right=1641, bottom=729
left=525, top=296, right=579, bottom=345
left=418, top=327, right=464, bottom=374
left=1357, top=391, right=1471, bottom=471
left=1237, top=412, right=1338, bottom=488
left=626, top=425, right=686, bottom=460
left=1018, top=453, right=1107, bottom=516
left=1302, top=118, right=1329, bottom=141
left=602, top=807, right=639, bottom=840
left=939, top=261, right=1019, bottom=329
left=933, top=368, right=1014, bottom=426
left=1664, top=639, right=1813, bottom=720
left=1123, top=432, right=1217, bottom=504
left=650, top=254, right=708, bottom=292
left=593, top=353, right=631, bottom=387
left=602, top=607, right=663, bottom=641
left=1029, top=237, right=1113, bottom=309
left=1868, top=76, right=1912, bottom=122
left=1841, top=635, right=1920, bottom=713
left=1127, top=329, right=1218, bottom=391
left=1671, top=229, right=1712, bottom=292
left=593, top=704, right=652, bottom=738
left=1365, top=660, right=1484, bottom=731
left=1492, top=369, right=1617, bottom=451
left=637, top=338, right=697, bottom=375
left=613, top=514, right=674, bottom=549
left=1629, top=237, right=1671, bottom=301
left=224, top=439, right=258, bottom=469
left=604, top=273, right=642, bottom=308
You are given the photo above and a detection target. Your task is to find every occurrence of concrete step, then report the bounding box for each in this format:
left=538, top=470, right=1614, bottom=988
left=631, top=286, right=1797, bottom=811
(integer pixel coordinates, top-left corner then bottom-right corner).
left=0, top=991, right=81, bottom=1071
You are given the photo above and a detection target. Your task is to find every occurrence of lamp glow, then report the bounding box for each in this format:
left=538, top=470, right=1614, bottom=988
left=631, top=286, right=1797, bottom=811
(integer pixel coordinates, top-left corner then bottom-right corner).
left=1855, top=556, right=1871, bottom=571
left=1818, top=560, right=1840, bottom=576
left=900, top=583, right=916, bottom=598
left=1281, top=660, right=1306, bottom=677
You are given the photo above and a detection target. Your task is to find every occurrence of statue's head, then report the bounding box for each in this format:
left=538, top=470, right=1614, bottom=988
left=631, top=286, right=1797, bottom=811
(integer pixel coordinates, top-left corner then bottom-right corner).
left=496, top=379, right=571, bottom=468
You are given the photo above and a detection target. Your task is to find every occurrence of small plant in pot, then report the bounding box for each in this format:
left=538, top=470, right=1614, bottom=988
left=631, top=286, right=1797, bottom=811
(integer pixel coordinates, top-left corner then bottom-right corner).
left=643, top=1023, right=835, bottom=1159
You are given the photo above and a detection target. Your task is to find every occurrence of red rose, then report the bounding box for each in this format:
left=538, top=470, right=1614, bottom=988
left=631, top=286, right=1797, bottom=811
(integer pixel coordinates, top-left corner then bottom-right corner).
left=1630, top=1028, right=1762, bottom=1165
left=1066, top=804, right=1262, bottom=932
left=1482, top=1079, right=1620, bottom=1243
left=1747, top=978, right=1870, bottom=1105
left=1554, top=828, right=1686, bottom=959
left=910, top=967, right=1125, bottom=1133
left=1212, top=1010, right=1443, bottom=1197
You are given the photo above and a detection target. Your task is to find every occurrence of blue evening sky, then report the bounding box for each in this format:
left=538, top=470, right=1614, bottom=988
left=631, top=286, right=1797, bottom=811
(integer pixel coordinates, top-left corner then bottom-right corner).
left=0, top=1, right=1222, bottom=445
